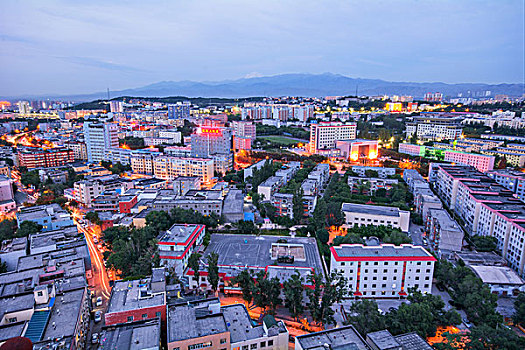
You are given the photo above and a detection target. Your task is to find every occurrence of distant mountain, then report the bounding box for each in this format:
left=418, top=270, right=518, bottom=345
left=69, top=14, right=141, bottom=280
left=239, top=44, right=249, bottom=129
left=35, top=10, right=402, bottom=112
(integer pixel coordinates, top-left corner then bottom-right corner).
left=17, top=73, right=525, bottom=101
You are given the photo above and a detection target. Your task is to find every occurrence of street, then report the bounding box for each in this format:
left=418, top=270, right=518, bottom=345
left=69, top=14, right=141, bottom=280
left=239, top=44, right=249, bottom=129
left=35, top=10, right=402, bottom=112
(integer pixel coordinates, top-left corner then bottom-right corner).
left=409, top=221, right=424, bottom=246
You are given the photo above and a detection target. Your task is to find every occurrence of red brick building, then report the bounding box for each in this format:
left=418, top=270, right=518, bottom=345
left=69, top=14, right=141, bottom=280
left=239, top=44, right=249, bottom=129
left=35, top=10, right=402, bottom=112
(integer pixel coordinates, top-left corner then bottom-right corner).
left=17, top=147, right=74, bottom=169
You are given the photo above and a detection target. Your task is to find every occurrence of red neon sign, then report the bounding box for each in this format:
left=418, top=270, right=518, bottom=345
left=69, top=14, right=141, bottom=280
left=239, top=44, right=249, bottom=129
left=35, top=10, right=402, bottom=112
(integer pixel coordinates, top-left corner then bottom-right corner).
left=200, top=127, right=222, bottom=135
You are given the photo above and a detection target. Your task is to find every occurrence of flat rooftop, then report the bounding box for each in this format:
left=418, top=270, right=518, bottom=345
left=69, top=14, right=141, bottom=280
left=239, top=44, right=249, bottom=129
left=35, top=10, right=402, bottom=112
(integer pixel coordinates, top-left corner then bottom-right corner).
left=204, top=234, right=323, bottom=278
left=296, top=325, right=368, bottom=350
left=157, top=224, right=203, bottom=245
left=43, top=288, right=86, bottom=340
left=470, top=265, right=525, bottom=285
left=341, top=203, right=405, bottom=217
left=332, top=244, right=435, bottom=261
left=168, top=299, right=228, bottom=342
left=100, top=319, right=161, bottom=350
left=107, top=279, right=165, bottom=314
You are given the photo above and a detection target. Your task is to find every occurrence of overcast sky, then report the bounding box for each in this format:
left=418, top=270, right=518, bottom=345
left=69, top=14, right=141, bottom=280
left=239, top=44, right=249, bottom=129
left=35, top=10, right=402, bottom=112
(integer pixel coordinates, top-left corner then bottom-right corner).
left=1, top=0, right=523, bottom=96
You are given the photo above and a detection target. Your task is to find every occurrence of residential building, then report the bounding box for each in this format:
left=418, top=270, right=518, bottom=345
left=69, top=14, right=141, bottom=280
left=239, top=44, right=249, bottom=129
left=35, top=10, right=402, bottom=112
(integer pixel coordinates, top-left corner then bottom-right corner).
left=352, top=166, right=396, bottom=178
left=168, top=102, right=191, bottom=119
left=482, top=149, right=525, bottom=167
left=105, top=268, right=166, bottom=326
left=257, top=162, right=300, bottom=201
left=17, top=147, right=74, bottom=169
left=83, top=122, right=119, bottom=163
left=426, top=208, right=464, bottom=258
left=165, top=145, right=192, bottom=157
left=16, top=204, right=74, bottom=231
left=72, top=175, right=133, bottom=207
left=341, top=203, right=410, bottom=232
left=110, top=100, right=124, bottom=113
left=0, top=175, right=15, bottom=213
left=64, top=141, right=88, bottom=161
left=157, top=224, right=206, bottom=276
left=244, top=159, right=269, bottom=182
left=366, top=330, right=433, bottom=350
left=487, top=169, right=525, bottom=201
left=309, top=122, right=357, bottom=153
left=153, top=156, right=214, bottom=183
left=469, top=265, right=525, bottom=296
left=443, top=150, right=494, bottom=172
left=330, top=244, right=436, bottom=298
left=173, top=176, right=201, bottom=196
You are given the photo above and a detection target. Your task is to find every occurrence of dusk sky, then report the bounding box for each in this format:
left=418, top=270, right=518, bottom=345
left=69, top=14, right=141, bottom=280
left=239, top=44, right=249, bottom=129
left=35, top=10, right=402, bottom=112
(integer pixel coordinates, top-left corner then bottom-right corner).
left=1, top=0, right=523, bottom=96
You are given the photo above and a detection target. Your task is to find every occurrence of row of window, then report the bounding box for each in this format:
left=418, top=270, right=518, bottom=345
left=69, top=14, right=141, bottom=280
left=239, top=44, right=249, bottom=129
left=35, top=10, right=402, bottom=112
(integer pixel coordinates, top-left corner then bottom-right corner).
left=233, top=339, right=274, bottom=350
left=126, top=311, right=162, bottom=322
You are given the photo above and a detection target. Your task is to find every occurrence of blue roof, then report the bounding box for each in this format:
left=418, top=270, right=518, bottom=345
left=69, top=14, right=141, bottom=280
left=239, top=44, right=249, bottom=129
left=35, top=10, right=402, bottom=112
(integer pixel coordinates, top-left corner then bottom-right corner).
left=244, top=212, right=254, bottom=222
left=24, top=310, right=51, bottom=343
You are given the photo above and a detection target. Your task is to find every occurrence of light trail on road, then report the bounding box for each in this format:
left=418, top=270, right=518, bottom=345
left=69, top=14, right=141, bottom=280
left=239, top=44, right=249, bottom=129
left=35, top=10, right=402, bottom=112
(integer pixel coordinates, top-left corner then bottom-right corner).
left=77, top=222, right=111, bottom=299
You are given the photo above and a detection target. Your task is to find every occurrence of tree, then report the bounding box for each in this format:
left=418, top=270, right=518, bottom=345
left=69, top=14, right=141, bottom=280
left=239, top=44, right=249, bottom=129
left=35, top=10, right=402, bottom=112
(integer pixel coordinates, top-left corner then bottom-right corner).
left=345, top=299, right=385, bottom=336
left=206, top=252, right=220, bottom=294
left=21, top=170, right=40, bottom=188
left=316, top=229, right=329, bottom=245
left=252, top=271, right=282, bottom=314
left=0, top=259, right=7, bottom=273
left=232, top=269, right=255, bottom=305
left=145, top=211, right=173, bottom=233
left=471, top=235, right=498, bottom=252
left=188, top=253, right=202, bottom=288
left=0, top=219, right=18, bottom=242
left=307, top=271, right=348, bottom=325
left=513, top=293, right=525, bottom=326
left=16, top=221, right=42, bottom=237
left=292, top=188, right=304, bottom=224
left=283, top=271, right=305, bottom=319
left=234, top=220, right=259, bottom=235
left=85, top=211, right=101, bottom=225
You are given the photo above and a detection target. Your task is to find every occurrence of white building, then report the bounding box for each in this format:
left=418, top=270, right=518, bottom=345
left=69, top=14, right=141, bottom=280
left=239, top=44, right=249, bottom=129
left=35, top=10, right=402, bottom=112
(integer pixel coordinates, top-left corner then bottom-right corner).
left=341, top=203, right=410, bottom=232
left=83, top=122, right=119, bottom=163
left=330, top=244, right=435, bottom=298
left=157, top=224, right=205, bottom=276
left=405, top=115, right=463, bottom=141
left=152, top=156, right=214, bottom=183
left=309, top=122, right=357, bottom=153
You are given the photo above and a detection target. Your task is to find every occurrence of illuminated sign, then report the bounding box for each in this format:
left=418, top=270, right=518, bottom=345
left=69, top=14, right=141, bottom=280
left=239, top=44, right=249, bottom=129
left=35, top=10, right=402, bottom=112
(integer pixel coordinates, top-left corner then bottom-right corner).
left=199, top=127, right=222, bottom=135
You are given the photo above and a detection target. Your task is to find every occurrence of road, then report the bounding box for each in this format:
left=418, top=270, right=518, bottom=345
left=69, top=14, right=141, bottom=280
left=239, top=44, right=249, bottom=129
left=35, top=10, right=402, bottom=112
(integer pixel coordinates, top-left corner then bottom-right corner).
left=409, top=221, right=424, bottom=246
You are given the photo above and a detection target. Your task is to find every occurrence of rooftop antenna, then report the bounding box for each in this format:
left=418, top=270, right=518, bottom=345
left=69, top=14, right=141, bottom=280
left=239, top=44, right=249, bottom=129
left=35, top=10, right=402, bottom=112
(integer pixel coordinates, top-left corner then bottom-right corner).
left=355, top=84, right=358, bottom=97
left=107, top=88, right=110, bottom=101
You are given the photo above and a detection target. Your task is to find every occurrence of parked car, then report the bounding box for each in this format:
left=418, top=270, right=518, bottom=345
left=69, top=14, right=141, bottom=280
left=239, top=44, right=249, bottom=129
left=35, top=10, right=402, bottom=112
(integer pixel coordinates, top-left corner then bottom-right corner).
left=94, top=311, right=102, bottom=323
left=96, top=297, right=102, bottom=307
left=91, top=333, right=99, bottom=344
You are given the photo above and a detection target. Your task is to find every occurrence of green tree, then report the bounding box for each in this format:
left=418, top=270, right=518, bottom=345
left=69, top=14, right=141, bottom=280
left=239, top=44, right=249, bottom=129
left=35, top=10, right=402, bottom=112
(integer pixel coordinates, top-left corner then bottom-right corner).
left=471, top=235, right=498, bottom=252
left=16, top=221, right=42, bottom=237
left=234, top=220, right=259, bottom=235
left=283, top=271, right=305, bottom=319
left=0, top=259, right=8, bottom=273
left=21, top=170, right=41, bottom=188
left=206, top=252, right=220, bottom=294
left=85, top=211, right=101, bottom=225
left=513, top=293, right=525, bottom=326
left=307, top=271, right=348, bottom=325
left=0, top=219, right=18, bottom=242
left=188, top=252, right=202, bottom=288
left=145, top=211, right=173, bottom=233
left=316, top=229, right=329, bottom=245
left=345, top=299, right=385, bottom=336
left=292, top=188, right=304, bottom=224
left=232, top=269, right=255, bottom=305
left=252, top=271, right=282, bottom=314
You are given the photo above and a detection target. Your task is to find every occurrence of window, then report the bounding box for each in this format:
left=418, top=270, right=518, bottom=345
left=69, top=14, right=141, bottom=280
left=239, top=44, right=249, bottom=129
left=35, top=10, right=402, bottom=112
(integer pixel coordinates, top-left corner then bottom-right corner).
left=243, top=346, right=249, bottom=350
left=382, top=284, right=386, bottom=288
left=341, top=262, right=345, bottom=266
left=8, top=317, right=17, bottom=323
left=260, top=342, right=266, bottom=348
left=37, top=291, right=43, bottom=297
left=127, top=316, right=134, bottom=322
left=189, top=342, right=213, bottom=350
left=220, top=339, right=227, bottom=344
left=268, top=341, right=273, bottom=347
left=142, top=313, right=148, bottom=319
left=251, top=344, right=257, bottom=350
left=156, top=311, right=162, bottom=317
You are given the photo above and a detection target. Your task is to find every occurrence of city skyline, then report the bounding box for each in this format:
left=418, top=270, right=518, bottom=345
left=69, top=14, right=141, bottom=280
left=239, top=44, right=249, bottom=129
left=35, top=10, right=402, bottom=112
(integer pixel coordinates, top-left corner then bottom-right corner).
left=1, top=0, right=524, bottom=96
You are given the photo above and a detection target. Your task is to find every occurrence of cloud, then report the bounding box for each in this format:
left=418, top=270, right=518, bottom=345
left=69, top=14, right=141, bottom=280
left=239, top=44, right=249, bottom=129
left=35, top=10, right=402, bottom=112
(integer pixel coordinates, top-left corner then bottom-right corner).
left=55, top=56, right=148, bottom=73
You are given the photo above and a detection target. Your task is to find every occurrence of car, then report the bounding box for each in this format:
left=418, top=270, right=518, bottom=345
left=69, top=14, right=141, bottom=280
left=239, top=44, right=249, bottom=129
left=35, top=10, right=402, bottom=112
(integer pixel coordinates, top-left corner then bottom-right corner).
left=91, top=333, right=99, bottom=344
left=97, top=244, right=103, bottom=250
left=96, top=296, right=102, bottom=307
left=94, top=311, right=102, bottom=323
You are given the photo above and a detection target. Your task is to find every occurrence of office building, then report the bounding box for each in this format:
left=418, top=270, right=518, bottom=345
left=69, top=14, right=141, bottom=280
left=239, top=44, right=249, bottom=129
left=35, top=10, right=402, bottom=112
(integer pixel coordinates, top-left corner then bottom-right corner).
left=153, top=156, right=214, bottom=183
left=83, top=122, right=119, bottom=163
left=405, top=114, right=462, bottom=141
left=336, top=139, right=378, bottom=161
left=330, top=244, right=435, bottom=298
left=341, top=203, right=410, bottom=232
left=309, top=122, right=357, bottom=153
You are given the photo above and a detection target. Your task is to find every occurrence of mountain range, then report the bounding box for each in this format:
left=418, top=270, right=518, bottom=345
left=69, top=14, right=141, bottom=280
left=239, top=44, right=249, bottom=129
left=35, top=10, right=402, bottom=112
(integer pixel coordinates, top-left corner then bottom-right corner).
left=16, top=73, right=525, bottom=101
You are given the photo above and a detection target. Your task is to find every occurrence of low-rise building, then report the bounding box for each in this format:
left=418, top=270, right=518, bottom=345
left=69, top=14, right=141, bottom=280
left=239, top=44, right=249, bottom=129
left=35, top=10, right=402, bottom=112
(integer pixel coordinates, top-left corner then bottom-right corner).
left=426, top=208, right=464, bottom=258
left=341, top=203, right=410, bottom=232
left=157, top=224, right=206, bottom=276
left=352, top=166, right=396, bottom=178
left=16, top=203, right=74, bottom=232
left=330, top=244, right=436, bottom=298
left=487, top=169, right=525, bottom=201
left=469, top=265, right=525, bottom=296
left=98, top=319, right=161, bottom=350
left=105, top=268, right=167, bottom=326
left=295, top=325, right=368, bottom=350
left=366, top=329, right=433, bottom=350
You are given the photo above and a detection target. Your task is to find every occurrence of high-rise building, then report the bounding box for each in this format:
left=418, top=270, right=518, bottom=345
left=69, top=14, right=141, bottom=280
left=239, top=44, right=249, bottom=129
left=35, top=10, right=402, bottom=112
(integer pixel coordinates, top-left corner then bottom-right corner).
left=109, top=100, right=124, bottom=113
left=231, top=121, right=256, bottom=151
left=17, top=101, right=30, bottom=114
left=191, top=126, right=233, bottom=173
left=83, top=122, right=119, bottom=163
left=168, top=102, right=191, bottom=119
left=309, top=122, right=357, bottom=153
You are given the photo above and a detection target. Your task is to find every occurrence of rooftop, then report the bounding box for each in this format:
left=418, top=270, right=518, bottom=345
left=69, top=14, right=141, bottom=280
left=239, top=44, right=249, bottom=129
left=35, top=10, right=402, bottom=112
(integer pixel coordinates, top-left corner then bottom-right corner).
left=296, top=325, right=368, bottom=350
left=157, top=224, right=204, bottom=245
left=332, top=244, right=435, bottom=262
left=42, top=288, right=86, bottom=341
left=107, top=278, right=165, bottom=314
left=341, top=203, right=406, bottom=217
left=99, top=319, right=161, bottom=350
left=470, top=265, right=525, bottom=286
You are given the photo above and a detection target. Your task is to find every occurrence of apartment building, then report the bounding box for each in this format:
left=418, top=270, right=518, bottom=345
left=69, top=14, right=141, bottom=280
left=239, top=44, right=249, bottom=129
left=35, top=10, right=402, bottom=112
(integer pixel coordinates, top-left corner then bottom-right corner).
left=426, top=208, right=464, bottom=258
left=16, top=204, right=74, bottom=232
left=64, top=141, right=88, bottom=161
left=157, top=224, right=206, bottom=276
left=341, top=203, right=410, bottom=232
left=330, top=244, right=436, bottom=298
left=83, top=122, right=119, bottom=163
left=487, top=169, right=525, bottom=201
left=309, top=122, right=357, bottom=153
left=443, top=150, right=494, bottom=172
left=153, top=156, right=214, bottom=183
left=257, top=162, right=300, bottom=201
left=17, top=147, right=74, bottom=169
left=72, top=175, right=133, bottom=207
left=482, top=149, right=525, bottom=167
